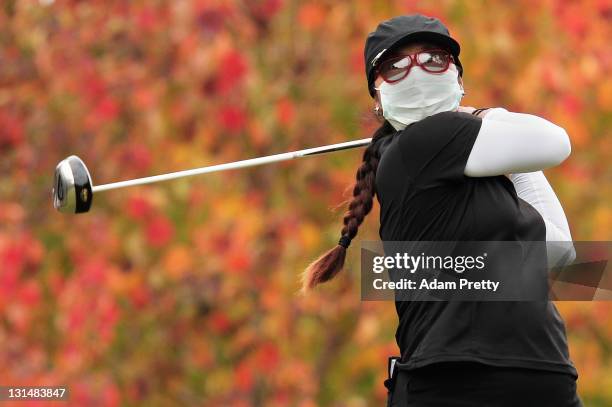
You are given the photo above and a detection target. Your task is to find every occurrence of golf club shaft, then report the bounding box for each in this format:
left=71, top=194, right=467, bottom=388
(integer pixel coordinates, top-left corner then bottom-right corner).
left=92, top=138, right=373, bottom=193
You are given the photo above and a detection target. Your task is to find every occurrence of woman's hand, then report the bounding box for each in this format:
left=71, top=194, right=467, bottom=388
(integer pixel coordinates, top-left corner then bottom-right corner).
left=456, top=106, right=497, bottom=118
left=455, top=105, right=476, bottom=114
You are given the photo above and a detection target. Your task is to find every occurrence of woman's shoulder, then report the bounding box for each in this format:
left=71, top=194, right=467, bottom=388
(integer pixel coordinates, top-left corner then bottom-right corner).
left=392, top=110, right=483, bottom=182
left=397, top=111, right=482, bottom=147
left=404, top=111, right=481, bottom=133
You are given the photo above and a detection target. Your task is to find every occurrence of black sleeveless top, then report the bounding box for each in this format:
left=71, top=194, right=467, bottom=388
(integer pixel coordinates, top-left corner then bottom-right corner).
left=375, top=111, right=577, bottom=377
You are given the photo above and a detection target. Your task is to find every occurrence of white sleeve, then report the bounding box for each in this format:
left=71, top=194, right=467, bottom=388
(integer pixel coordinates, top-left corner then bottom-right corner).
left=510, top=171, right=576, bottom=267
left=464, top=108, right=572, bottom=177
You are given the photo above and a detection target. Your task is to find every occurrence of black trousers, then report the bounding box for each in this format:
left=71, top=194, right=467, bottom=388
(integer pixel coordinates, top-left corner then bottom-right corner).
left=386, top=361, right=582, bottom=407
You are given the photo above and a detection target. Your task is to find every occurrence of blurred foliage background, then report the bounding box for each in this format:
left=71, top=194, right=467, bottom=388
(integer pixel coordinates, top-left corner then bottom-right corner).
left=0, top=0, right=610, bottom=406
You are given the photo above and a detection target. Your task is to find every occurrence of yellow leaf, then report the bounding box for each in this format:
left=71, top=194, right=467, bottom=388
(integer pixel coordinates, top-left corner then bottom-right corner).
left=163, top=245, right=193, bottom=279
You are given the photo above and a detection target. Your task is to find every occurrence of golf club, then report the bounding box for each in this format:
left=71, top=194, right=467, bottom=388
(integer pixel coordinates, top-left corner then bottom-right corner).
left=52, top=138, right=373, bottom=214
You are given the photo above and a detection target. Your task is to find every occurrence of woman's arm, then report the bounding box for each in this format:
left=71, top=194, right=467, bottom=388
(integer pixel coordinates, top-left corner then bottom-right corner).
left=464, top=108, right=571, bottom=177
left=457, top=106, right=575, bottom=266
left=510, top=171, right=576, bottom=267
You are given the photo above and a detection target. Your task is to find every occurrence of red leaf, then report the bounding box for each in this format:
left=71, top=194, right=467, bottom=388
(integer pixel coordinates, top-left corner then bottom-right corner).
left=217, top=50, right=248, bottom=94
left=3, top=242, right=26, bottom=273
left=276, top=97, right=295, bottom=126
left=196, top=6, right=231, bottom=37
left=133, top=87, right=157, bottom=109
left=67, top=305, right=87, bottom=331
left=136, top=8, right=157, bottom=32
left=127, top=196, right=154, bottom=221
left=82, top=74, right=106, bottom=103
left=249, top=0, right=284, bottom=21
left=226, top=249, right=252, bottom=273
left=561, top=94, right=582, bottom=116
left=0, top=110, right=24, bottom=149
left=209, top=311, right=231, bottom=334
left=98, top=296, right=120, bottom=342
left=95, top=96, right=120, bottom=122
left=130, top=285, right=151, bottom=309
left=219, top=106, right=247, bottom=133
left=235, top=362, right=253, bottom=392
left=255, top=342, right=280, bottom=372
left=146, top=215, right=175, bottom=247
left=351, top=46, right=365, bottom=75
left=81, top=258, right=108, bottom=287
left=560, top=162, right=590, bottom=183
left=122, top=143, right=152, bottom=174
left=0, top=267, right=19, bottom=302
left=101, top=383, right=121, bottom=407
left=18, top=280, right=41, bottom=306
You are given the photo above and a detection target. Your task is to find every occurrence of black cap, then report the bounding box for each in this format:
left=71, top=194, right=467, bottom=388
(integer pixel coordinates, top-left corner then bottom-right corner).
left=364, top=14, right=463, bottom=97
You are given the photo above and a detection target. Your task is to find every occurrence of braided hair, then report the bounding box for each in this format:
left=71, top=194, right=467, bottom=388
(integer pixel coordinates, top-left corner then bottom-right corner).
left=301, top=120, right=396, bottom=291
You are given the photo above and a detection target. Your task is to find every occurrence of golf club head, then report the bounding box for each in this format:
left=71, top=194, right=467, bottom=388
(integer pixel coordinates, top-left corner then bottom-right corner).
left=52, top=155, right=93, bottom=214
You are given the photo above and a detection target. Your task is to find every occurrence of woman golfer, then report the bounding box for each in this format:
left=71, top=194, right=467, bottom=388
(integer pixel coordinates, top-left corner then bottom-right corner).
left=303, top=14, right=582, bottom=406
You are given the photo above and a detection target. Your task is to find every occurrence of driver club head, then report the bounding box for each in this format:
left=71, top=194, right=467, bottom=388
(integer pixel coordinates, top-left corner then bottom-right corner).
left=52, top=155, right=93, bottom=214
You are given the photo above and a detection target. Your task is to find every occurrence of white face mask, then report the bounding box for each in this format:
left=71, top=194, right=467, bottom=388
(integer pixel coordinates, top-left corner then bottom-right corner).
left=375, top=64, right=464, bottom=131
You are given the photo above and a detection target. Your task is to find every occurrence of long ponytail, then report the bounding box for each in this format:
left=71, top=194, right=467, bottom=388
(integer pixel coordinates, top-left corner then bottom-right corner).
left=301, top=120, right=396, bottom=291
